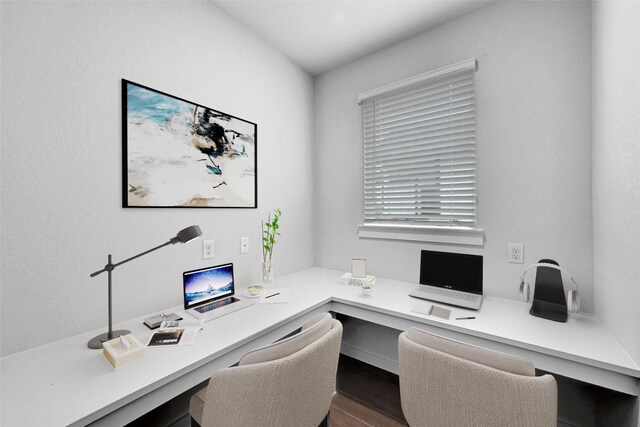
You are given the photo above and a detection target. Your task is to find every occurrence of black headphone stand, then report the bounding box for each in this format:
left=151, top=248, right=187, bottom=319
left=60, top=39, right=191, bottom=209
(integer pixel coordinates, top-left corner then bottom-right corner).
left=530, top=259, right=568, bottom=323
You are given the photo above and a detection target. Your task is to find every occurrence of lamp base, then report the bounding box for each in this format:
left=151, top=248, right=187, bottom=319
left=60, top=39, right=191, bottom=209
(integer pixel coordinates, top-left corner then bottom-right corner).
left=87, top=330, right=131, bottom=349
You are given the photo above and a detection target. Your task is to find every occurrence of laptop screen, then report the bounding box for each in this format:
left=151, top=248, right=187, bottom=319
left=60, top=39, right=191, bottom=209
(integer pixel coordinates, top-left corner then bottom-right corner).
left=419, top=250, right=483, bottom=295
left=183, top=263, right=235, bottom=309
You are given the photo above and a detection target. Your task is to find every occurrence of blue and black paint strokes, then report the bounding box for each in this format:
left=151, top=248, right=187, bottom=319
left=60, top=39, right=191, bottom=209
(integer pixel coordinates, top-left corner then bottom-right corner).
left=127, top=85, right=194, bottom=124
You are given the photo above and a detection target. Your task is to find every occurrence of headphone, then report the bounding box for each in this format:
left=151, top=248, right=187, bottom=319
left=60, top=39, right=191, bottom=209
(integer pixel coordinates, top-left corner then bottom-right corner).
left=518, top=261, right=581, bottom=313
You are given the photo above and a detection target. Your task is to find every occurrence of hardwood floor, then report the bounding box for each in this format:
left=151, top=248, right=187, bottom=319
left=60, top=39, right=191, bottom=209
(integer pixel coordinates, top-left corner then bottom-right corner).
left=335, top=354, right=406, bottom=424
left=330, top=392, right=407, bottom=427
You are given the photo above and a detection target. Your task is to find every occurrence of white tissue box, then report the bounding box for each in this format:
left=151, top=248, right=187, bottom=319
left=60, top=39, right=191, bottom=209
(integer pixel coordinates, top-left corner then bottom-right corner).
left=102, top=334, right=145, bottom=369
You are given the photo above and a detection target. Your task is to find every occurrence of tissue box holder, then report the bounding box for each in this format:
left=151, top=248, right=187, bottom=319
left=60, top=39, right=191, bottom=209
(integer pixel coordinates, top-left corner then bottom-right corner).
left=102, top=334, right=145, bottom=369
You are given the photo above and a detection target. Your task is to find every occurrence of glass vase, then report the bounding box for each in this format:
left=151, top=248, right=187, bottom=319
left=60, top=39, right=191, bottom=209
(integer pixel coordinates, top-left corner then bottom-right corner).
left=261, top=259, right=274, bottom=287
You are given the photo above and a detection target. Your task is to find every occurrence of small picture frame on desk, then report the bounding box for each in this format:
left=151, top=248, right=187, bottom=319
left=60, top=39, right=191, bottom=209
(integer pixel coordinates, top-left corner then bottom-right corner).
left=352, top=259, right=367, bottom=279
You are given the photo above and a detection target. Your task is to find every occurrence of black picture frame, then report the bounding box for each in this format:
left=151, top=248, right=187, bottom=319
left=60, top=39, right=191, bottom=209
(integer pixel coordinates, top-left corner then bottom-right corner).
left=122, top=79, right=257, bottom=208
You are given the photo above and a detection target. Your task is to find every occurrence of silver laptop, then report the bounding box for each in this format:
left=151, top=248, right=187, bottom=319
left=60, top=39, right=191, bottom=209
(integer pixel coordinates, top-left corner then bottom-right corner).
left=183, top=263, right=252, bottom=321
left=409, top=250, right=483, bottom=310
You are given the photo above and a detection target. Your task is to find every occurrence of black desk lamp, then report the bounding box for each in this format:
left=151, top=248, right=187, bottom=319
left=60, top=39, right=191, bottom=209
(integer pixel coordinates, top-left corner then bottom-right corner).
left=87, top=225, right=202, bottom=349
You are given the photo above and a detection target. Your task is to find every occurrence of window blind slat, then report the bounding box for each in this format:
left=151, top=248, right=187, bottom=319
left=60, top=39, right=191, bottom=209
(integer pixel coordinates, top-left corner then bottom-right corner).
left=365, top=133, right=475, bottom=158
left=364, top=112, right=475, bottom=136
left=365, top=161, right=476, bottom=176
left=365, top=102, right=475, bottom=134
left=365, top=199, right=476, bottom=207
left=365, top=164, right=476, bottom=178
left=365, top=174, right=476, bottom=187
left=365, top=160, right=476, bottom=175
left=365, top=145, right=475, bottom=166
left=364, top=185, right=475, bottom=194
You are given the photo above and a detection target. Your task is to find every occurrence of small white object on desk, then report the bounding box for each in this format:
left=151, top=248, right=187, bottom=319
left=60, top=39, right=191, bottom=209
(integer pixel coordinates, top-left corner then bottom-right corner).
left=143, top=312, right=183, bottom=329
left=430, top=305, right=451, bottom=320
left=411, top=300, right=432, bottom=315
left=118, top=335, right=131, bottom=349
left=351, top=259, right=367, bottom=278
left=245, top=284, right=264, bottom=298
left=360, top=282, right=375, bottom=297
left=259, top=288, right=290, bottom=304
left=340, top=272, right=376, bottom=287
left=102, top=334, right=144, bottom=369
left=410, top=301, right=451, bottom=320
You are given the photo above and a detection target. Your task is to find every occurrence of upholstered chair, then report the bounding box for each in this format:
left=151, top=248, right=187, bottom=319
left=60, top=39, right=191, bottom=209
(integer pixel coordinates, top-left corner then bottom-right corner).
left=398, top=328, right=557, bottom=427
left=190, top=313, right=342, bottom=427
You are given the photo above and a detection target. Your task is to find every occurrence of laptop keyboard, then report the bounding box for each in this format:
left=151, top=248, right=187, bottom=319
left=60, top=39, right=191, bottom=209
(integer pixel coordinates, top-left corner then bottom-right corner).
left=411, top=286, right=481, bottom=305
left=195, top=297, right=236, bottom=313
left=417, top=287, right=480, bottom=302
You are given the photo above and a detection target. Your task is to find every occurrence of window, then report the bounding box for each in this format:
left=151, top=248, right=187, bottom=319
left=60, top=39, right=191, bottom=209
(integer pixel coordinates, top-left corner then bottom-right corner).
left=357, top=59, right=481, bottom=245
left=360, top=58, right=477, bottom=228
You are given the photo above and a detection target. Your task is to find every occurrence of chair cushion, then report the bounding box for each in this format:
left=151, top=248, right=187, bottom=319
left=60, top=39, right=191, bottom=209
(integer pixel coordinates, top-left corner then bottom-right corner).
left=239, top=313, right=333, bottom=366
left=406, top=328, right=535, bottom=376
left=189, top=386, right=207, bottom=426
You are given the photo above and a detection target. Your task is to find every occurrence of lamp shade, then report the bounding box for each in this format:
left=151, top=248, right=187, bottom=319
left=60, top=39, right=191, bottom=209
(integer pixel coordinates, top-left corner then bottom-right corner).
left=174, top=225, right=202, bottom=244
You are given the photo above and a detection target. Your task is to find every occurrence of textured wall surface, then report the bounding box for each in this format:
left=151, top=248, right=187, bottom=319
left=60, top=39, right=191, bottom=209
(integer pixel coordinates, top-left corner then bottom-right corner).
left=0, top=1, right=315, bottom=356
left=592, top=0, right=640, bottom=367
left=314, top=1, right=593, bottom=309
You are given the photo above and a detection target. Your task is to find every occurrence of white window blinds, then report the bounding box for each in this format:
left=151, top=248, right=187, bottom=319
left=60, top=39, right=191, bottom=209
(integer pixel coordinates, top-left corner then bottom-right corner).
left=361, top=59, right=477, bottom=226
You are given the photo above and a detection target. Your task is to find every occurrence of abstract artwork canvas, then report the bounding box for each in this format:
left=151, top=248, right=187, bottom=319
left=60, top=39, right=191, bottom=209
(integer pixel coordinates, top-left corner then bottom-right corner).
left=123, top=80, right=257, bottom=208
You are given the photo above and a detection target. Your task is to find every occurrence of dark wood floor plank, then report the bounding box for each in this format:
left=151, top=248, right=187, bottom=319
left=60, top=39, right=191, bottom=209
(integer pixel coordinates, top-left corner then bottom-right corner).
left=330, top=392, right=407, bottom=427
left=336, top=354, right=407, bottom=423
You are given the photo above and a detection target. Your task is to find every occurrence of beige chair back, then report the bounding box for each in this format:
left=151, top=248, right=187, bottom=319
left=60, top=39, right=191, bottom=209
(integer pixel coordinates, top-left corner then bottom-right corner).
left=399, top=329, right=557, bottom=427
left=193, top=316, right=342, bottom=427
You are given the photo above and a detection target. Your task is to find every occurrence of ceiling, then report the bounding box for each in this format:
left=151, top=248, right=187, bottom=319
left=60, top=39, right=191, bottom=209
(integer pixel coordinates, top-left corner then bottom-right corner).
left=211, top=0, right=494, bottom=75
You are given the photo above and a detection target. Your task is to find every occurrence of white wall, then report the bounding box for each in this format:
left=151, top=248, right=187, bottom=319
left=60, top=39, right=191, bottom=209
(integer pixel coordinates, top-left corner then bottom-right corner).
left=0, top=1, right=315, bottom=356
left=592, top=0, right=640, bottom=368
left=314, top=1, right=593, bottom=309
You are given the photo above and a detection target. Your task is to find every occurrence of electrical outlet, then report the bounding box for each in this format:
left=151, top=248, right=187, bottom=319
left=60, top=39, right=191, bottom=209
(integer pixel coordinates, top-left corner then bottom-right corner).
left=508, top=243, right=524, bottom=264
left=203, top=239, right=215, bottom=259
left=240, top=237, right=249, bottom=254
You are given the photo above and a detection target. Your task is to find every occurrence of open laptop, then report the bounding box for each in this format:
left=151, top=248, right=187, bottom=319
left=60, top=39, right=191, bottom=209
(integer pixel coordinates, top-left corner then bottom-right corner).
left=409, top=250, right=483, bottom=310
left=183, top=262, right=252, bottom=321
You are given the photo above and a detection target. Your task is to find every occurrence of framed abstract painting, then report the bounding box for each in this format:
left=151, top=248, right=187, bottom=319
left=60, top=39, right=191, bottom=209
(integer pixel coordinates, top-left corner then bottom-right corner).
left=122, top=79, right=257, bottom=208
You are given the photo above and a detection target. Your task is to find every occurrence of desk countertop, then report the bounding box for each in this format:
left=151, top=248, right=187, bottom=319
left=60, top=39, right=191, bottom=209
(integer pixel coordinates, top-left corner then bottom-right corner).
left=308, top=268, right=640, bottom=377
left=2, top=268, right=639, bottom=427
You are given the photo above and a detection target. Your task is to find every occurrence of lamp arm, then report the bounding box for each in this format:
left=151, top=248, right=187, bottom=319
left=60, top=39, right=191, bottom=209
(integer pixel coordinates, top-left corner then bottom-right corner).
left=89, top=240, right=173, bottom=278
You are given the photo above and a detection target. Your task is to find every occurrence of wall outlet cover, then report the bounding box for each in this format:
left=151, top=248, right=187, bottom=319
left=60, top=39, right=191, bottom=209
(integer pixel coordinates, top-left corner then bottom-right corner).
left=508, top=243, right=524, bottom=264
left=203, top=239, right=215, bottom=259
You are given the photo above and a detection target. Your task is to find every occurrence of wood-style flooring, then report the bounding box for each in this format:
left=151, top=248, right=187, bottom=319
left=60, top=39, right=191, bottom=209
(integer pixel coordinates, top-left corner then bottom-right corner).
left=336, top=354, right=407, bottom=424
left=330, top=392, right=407, bottom=427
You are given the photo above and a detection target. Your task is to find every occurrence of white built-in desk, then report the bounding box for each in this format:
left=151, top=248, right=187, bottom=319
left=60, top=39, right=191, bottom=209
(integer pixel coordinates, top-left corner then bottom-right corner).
left=2, top=268, right=639, bottom=426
